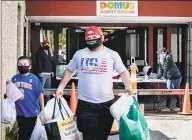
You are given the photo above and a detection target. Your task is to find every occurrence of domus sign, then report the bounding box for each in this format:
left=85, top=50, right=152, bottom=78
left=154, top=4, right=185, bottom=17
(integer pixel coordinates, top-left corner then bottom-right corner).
left=96, top=1, right=138, bottom=16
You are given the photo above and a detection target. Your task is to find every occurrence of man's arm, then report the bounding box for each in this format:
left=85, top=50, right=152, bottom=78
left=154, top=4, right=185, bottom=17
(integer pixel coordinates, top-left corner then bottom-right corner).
left=120, top=70, right=132, bottom=93
left=57, top=68, right=74, bottom=89
left=56, top=69, right=74, bottom=98
left=38, top=93, right=44, bottom=111
left=113, top=52, right=132, bottom=93
left=56, top=52, right=78, bottom=98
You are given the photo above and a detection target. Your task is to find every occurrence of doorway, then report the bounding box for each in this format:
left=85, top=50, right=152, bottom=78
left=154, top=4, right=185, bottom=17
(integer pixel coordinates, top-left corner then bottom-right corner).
left=125, top=28, right=148, bottom=71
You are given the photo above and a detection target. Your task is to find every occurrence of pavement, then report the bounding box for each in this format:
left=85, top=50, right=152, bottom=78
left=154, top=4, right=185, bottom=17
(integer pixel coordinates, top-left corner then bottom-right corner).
left=106, top=96, right=192, bottom=140
left=107, top=113, right=192, bottom=140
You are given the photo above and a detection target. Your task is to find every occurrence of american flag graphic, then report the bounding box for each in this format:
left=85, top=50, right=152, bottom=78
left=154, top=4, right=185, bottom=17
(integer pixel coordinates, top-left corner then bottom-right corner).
left=80, top=57, right=108, bottom=73
left=99, top=58, right=108, bottom=72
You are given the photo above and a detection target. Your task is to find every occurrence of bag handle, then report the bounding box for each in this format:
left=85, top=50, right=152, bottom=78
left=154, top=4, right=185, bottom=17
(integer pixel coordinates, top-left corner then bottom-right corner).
left=52, top=97, right=57, bottom=119
left=52, top=97, right=65, bottom=120
left=58, top=98, right=70, bottom=118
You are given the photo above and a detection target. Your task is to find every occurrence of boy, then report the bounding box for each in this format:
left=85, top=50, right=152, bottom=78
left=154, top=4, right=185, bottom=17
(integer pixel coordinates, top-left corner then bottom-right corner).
left=11, top=56, right=44, bottom=140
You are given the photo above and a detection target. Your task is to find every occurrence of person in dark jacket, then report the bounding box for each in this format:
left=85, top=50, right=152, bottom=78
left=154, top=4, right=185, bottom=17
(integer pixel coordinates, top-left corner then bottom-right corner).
left=36, top=40, right=54, bottom=88
left=157, top=47, right=182, bottom=112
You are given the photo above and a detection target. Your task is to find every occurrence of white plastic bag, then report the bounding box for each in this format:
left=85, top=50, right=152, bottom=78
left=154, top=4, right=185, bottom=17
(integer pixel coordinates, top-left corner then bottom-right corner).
left=30, top=118, right=48, bottom=140
left=39, top=97, right=73, bottom=124
left=43, top=98, right=81, bottom=140
left=6, top=79, right=23, bottom=103
left=1, top=99, right=16, bottom=124
left=110, top=94, right=133, bottom=121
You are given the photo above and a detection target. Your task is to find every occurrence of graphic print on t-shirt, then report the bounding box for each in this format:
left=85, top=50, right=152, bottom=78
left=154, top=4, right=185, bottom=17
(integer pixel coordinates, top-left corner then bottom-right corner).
left=80, top=57, right=108, bottom=74
left=14, top=81, right=33, bottom=95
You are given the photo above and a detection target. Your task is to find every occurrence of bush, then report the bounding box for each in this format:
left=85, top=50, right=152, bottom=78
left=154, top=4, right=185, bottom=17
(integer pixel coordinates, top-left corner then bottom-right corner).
left=5, top=121, right=19, bottom=140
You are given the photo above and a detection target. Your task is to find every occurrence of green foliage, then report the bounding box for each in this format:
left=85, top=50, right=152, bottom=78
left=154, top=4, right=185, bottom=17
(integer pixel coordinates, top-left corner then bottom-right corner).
left=59, top=28, right=67, bottom=49
left=5, top=121, right=19, bottom=140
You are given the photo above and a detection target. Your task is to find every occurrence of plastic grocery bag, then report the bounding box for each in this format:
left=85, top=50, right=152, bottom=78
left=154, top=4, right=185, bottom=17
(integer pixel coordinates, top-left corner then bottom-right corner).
left=119, top=96, right=150, bottom=140
left=6, top=79, right=23, bottom=103
left=44, top=98, right=81, bottom=140
left=39, top=97, right=73, bottom=124
left=1, top=99, right=16, bottom=124
left=30, top=118, right=48, bottom=140
left=110, top=94, right=133, bottom=121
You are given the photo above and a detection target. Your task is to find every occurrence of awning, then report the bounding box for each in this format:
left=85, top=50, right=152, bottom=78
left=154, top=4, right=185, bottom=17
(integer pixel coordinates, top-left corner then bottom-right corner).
left=27, top=16, right=192, bottom=24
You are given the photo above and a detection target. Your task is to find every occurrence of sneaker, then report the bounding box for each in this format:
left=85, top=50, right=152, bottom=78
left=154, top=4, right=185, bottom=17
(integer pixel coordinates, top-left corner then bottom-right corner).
left=172, top=107, right=180, bottom=112
left=161, top=107, right=171, bottom=112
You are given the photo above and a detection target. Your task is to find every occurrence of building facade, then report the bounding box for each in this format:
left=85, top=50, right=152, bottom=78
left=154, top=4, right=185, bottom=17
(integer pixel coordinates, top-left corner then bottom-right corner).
left=0, top=0, right=192, bottom=138
left=26, top=1, right=192, bottom=87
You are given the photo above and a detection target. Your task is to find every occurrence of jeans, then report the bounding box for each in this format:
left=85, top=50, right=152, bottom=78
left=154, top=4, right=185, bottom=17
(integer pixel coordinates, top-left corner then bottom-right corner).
left=166, top=77, right=182, bottom=108
left=40, top=74, right=52, bottom=105
left=40, top=74, right=52, bottom=88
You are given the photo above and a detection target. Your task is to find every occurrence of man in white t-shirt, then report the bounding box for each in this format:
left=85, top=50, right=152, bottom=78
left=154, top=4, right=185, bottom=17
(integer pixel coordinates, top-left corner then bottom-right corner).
left=56, top=26, right=132, bottom=140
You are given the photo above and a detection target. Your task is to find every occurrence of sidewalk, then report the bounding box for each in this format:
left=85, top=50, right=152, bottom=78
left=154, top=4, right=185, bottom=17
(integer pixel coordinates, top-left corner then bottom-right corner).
left=107, top=114, right=192, bottom=140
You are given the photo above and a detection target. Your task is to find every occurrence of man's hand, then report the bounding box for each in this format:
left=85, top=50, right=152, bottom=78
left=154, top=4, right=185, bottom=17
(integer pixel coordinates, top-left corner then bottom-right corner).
left=56, top=68, right=74, bottom=98
left=56, top=87, right=64, bottom=98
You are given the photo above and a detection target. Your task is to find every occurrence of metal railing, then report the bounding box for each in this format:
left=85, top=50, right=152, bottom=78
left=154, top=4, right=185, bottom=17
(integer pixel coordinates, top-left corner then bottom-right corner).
left=43, top=88, right=192, bottom=96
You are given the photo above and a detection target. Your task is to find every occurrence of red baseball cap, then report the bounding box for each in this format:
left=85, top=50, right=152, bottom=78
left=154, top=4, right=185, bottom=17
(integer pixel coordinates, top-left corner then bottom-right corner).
left=42, top=40, right=50, bottom=45
left=85, top=26, right=103, bottom=38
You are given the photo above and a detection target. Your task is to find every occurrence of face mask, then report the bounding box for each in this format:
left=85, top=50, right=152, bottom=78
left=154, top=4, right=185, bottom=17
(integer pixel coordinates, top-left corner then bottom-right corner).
left=18, top=66, right=30, bottom=74
left=43, top=45, right=49, bottom=50
left=160, top=53, right=166, bottom=64
left=86, top=37, right=102, bottom=51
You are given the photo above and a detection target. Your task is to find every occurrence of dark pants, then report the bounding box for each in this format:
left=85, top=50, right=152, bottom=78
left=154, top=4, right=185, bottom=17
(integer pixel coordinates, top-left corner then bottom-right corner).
left=76, top=99, right=115, bottom=140
left=166, top=77, right=182, bottom=108
left=17, top=116, right=37, bottom=140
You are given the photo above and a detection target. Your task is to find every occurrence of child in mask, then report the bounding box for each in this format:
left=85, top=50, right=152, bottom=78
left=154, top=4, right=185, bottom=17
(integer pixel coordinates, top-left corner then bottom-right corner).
left=11, top=56, right=44, bottom=140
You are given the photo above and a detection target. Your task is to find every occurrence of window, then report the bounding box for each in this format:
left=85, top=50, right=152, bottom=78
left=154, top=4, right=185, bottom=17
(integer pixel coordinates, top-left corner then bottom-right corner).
left=40, top=29, right=54, bottom=57
left=58, top=28, right=67, bottom=63
left=171, top=28, right=182, bottom=62
left=156, top=28, right=164, bottom=64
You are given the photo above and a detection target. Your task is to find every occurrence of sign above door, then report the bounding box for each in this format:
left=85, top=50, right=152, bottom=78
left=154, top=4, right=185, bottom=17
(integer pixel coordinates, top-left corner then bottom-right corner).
left=96, top=1, right=138, bottom=17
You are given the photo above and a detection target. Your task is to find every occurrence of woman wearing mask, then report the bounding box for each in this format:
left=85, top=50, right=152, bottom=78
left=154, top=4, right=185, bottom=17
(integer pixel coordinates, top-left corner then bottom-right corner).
left=157, top=47, right=182, bottom=112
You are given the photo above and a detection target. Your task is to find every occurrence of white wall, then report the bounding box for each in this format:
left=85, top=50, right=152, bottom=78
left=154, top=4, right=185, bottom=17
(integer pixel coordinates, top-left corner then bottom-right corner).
left=0, top=0, right=2, bottom=139
left=1, top=1, right=26, bottom=95
left=1, top=2, right=26, bottom=139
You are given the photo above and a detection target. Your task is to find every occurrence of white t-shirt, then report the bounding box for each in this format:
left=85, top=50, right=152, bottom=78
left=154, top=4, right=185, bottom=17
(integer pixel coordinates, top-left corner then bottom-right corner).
left=67, top=47, right=126, bottom=103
